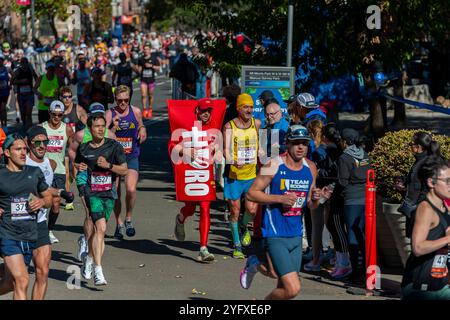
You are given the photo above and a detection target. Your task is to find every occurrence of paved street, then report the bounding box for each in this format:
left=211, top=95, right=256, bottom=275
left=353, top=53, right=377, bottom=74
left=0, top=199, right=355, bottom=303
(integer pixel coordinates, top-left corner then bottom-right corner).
left=0, top=75, right=422, bottom=300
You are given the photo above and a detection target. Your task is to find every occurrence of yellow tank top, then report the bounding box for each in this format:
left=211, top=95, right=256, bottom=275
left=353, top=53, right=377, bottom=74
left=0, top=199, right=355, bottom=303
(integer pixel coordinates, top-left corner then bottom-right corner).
left=229, top=118, right=258, bottom=180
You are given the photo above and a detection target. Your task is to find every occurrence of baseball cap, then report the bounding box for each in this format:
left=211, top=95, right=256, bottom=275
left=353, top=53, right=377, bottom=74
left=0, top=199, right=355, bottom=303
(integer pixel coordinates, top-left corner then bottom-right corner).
left=296, top=93, right=319, bottom=109
left=27, top=125, right=48, bottom=141
left=58, top=45, right=67, bottom=52
left=96, top=37, right=102, bottom=41
left=286, top=125, right=311, bottom=141
left=341, top=128, right=360, bottom=145
left=80, top=43, right=87, bottom=49
left=198, top=98, right=214, bottom=111
left=3, top=133, right=26, bottom=150
left=45, top=60, right=55, bottom=69
left=2, top=42, right=10, bottom=49
left=89, top=102, right=105, bottom=114
left=283, top=94, right=297, bottom=104
left=236, top=93, right=254, bottom=109
left=258, top=90, right=274, bottom=101
left=49, top=100, right=65, bottom=113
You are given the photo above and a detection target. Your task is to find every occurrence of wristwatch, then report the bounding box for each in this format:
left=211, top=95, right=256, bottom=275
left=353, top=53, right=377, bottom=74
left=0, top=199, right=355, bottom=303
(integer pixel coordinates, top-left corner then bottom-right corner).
left=109, top=162, right=113, bottom=170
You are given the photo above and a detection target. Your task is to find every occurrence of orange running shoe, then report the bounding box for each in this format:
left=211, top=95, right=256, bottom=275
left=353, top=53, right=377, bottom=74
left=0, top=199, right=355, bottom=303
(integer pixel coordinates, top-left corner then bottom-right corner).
left=147, top=108, right=153, bottom=118
left=142, top=108, right=148, bottom=119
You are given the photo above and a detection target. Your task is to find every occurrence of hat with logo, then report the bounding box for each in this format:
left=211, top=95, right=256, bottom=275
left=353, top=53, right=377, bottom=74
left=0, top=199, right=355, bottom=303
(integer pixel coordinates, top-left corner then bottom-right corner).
left=286, top=125, right=311, bottom=141
left=296, top=92, right=319, bottom=109
left=89, top=102, right=105, bottom=115
left=197, top=98, right=214, bottom=111
left=49, top=100, right=65, bottom=113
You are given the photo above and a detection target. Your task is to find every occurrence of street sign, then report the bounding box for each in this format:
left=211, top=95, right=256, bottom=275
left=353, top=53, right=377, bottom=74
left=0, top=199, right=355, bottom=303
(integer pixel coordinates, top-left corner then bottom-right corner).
left=241, top=66, right=295, bottom=122
left=16, top=0, right=30, bottom=5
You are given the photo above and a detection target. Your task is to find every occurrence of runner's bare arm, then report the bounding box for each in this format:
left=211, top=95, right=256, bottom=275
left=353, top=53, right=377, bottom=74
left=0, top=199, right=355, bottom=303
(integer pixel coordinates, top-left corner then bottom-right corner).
left=77, top=105, right=88, bottom=125
left=97, top=156, right=128, bottom=177
left=68, top=131, right=82, bottom=163
left=222, top=122, right=233, bottom=166
left=105, top=109, right=113, bottom=128
left=306, top=159, right=320, bottom=210
left=133, top=106, right=147, bottom=143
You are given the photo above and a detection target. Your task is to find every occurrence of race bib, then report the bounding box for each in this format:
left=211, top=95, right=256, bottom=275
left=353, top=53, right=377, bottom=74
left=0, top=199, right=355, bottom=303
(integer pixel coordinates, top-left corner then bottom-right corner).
left=47, top=135, right=64, bottom=153
left=0, top=80, right=8, bottom=89
left=117, top=137, right=133, bottom=154
left=11, top=196, right=34, bottom=221
left=237, top=147, right=256, bottom=164
left=20, top=85, right=32, bottom=94
left=431, top=248, right=449, bottom=278
left=282, top=191, right=307, bottom=217
left=143, top=69, right=153, bottom=78
left=91, top=171, right=112, bottom=192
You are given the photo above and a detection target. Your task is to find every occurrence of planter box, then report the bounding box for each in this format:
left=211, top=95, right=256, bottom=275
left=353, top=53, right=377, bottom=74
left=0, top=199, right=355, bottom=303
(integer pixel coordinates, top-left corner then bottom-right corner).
left=376, top=195, right=411, bottom=270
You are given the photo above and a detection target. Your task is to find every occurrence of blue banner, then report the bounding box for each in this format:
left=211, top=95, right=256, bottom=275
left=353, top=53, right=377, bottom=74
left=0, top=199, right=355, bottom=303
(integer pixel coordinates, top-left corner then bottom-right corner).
left=112, top=17, right=123, bottom=44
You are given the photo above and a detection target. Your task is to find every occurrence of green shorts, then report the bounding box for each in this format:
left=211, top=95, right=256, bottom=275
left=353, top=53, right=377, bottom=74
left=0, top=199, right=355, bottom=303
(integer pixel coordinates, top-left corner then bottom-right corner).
left=89, top=197, right=115, bottom=223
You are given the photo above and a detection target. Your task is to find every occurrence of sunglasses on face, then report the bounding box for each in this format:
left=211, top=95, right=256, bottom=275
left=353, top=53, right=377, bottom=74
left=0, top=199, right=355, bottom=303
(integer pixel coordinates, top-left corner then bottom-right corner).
left=117, top=99, right=129, bottom=104
left=61, top=95, right=72, bottom=100
left=51, top=113, right=64, bottom=118
left=291, top=140, right=309, bottom=146
left=32, top=139, right=49, bottom=147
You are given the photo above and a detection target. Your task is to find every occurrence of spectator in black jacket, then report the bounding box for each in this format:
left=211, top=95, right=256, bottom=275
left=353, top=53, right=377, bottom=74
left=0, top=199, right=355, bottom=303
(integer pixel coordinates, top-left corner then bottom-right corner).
left=396, top=132, right=442, bottom=237
left=169, top=53, right=199, bottom=97
left=338, top=128, right=371, bottom=281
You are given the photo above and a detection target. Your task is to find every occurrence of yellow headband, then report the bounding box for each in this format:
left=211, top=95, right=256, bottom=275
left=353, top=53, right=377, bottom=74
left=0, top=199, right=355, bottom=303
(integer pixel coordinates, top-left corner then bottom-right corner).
left=236, top=93, right=254, bottom=109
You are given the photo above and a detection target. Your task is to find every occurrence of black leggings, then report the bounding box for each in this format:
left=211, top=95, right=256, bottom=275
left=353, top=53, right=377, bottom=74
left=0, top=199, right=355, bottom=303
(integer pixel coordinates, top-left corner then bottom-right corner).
left=326, top=195, right=349, bottom=253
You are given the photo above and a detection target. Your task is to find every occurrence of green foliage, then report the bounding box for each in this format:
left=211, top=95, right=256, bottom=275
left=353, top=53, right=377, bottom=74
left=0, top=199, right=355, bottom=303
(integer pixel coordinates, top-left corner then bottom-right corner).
left=369, top=129, right=450, bottom=202
left=147, top=1, right=204, bottom=32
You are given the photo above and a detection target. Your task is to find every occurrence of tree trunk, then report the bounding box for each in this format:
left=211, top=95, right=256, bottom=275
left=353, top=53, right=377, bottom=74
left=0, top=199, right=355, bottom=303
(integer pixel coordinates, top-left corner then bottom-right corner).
left=369, top=97, right=386, bottom=140
left=48, top=14, right=58, bottom=39
left=391, top=79, right=406, bottom=127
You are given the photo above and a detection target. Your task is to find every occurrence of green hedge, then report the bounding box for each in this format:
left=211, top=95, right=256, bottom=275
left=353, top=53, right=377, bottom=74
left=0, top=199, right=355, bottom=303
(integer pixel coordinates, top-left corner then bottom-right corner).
left=369, top=129, right=450, bottom=202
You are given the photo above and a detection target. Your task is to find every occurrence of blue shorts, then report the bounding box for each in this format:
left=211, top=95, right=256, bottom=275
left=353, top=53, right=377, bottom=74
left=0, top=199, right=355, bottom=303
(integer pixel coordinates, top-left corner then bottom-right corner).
left=127, top=156, right=139, bottom=171
left=263, top=237, right=302, bottom=277
left=0, top=238, right=36, bottom=266
left=224, top=177, right=255, bottom=201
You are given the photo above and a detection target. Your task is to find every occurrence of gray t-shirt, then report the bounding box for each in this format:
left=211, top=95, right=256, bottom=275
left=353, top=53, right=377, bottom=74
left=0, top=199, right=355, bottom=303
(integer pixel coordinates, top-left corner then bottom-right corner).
left=0, top=165, right=49, bottom=242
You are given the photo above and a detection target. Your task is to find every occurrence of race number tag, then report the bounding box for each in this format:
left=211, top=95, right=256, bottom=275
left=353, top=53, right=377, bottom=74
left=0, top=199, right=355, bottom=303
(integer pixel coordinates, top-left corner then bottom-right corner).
left=237, top=147, right=256, bottom=164
left=282, top=191, right=307, bottom=217
left=431, top=248, right=449, bottom=278
left=47, top=135, right=64, bottom=153
left=117, top=137, right=133, bottom=154
left=143, top=69, right=153, bottom=78
left=91, top=171, right=112, bottom=192
left=19, top=85, right=32, bottom=94
left=11, top=196, right=34, bottom=221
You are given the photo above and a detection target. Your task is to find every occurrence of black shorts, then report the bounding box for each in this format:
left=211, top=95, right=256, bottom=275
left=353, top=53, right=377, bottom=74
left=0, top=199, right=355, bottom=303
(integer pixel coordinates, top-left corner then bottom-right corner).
left=52, top=173, right=66, bottom=190
left=36, top=221, right=51, bottom=248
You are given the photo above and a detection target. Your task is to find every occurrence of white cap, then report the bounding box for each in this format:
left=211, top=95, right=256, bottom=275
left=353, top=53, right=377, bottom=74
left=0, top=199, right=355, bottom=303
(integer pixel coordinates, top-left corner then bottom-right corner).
left=80, top=43, right=87, bottom=49
left=49, top=100, right=65, bottom=112
left=58, top=45, right=67, bottom=52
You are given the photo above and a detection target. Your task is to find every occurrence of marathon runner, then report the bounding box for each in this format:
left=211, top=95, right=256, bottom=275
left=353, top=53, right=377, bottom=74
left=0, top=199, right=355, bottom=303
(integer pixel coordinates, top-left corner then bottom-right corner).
left=76, top=113, right=128, bottom=285
left=223, top=93, right=260, bottom=259
left=11, top=57, right=38, bottom=130
left=71, top=52, right=91, bottom=109
left=134, top=44, right=160, bottom=119
left=35, top=60, right=59, bottom=124
left=112, top=52, right=134, bottom=100
left=68, top=102, right=116, bottom=262
left=25, top=126, right=74, bottom=299
left=60, top=86, right=88, bottom=133
left=0, top=134, right=52, bottom=300
left=108, top=38, right=121, bottom=67
left=241, top=125, right=327, bottom=299
left=42, top=101, right=74, bottom=243
left=86, top=67, right=114, bottom=109
left=172, top=98, right=219, bottom=262
left=106, top=85, right=147, bottom=239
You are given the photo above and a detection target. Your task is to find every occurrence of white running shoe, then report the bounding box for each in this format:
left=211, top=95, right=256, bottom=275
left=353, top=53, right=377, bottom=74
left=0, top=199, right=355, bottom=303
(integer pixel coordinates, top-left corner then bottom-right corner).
left=49, top=231, right=59, bottom=244
left=82, top=256, right=94, bottom=280
left=77, top=235, right=88, bottom=262
left=240, top=255, right=260, bottom=289
left=94, top=266, right=107, bottom=286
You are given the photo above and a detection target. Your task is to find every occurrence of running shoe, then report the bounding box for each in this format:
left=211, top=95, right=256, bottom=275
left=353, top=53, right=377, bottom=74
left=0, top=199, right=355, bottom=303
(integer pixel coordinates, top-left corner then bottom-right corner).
left=232, top=248, right=245, bottom=259
left=64, top=202, right=75, bottom=211
left=174, top=215, right=185, bottom=241
left=77, top=235, right=88, bottom=262
left=303, top=261, right=321, bottom=272
left=94, top=267, right=107, bottom=286
left=82, top=256, right=94, bottom=280
left=240, top=255, right=259, bottom=289
left=197, top=247, right=215, bottom=263
left=124, top=220, right=136, bottom=237
left=302, top=247, right=313, bottom=261
left=147, top=108, right=152, bottom=118
left=332, top=266, right=353, bottom=279
left=49, top=231, right=59, bottom=244
left=114, top=224, right=125, bottom=240
left=241, top=229, right=251, bottom=247
left=142, top=109, right=149, bottom=119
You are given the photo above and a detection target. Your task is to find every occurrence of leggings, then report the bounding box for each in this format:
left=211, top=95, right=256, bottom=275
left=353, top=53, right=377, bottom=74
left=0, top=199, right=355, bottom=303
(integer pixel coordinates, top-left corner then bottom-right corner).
left=326, top=195, right=349, bottom=253
left=180, top=201, right=211, bottom=247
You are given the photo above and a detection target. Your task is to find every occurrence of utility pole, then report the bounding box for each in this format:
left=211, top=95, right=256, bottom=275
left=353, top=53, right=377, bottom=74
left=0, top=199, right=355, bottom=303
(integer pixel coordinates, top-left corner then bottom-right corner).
left=286, top=0, right=294, bottom=67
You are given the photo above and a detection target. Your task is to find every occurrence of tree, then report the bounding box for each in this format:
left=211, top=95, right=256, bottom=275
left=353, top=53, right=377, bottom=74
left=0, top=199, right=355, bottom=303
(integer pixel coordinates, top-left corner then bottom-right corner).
left=180, top=0, right=450, bottom=138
